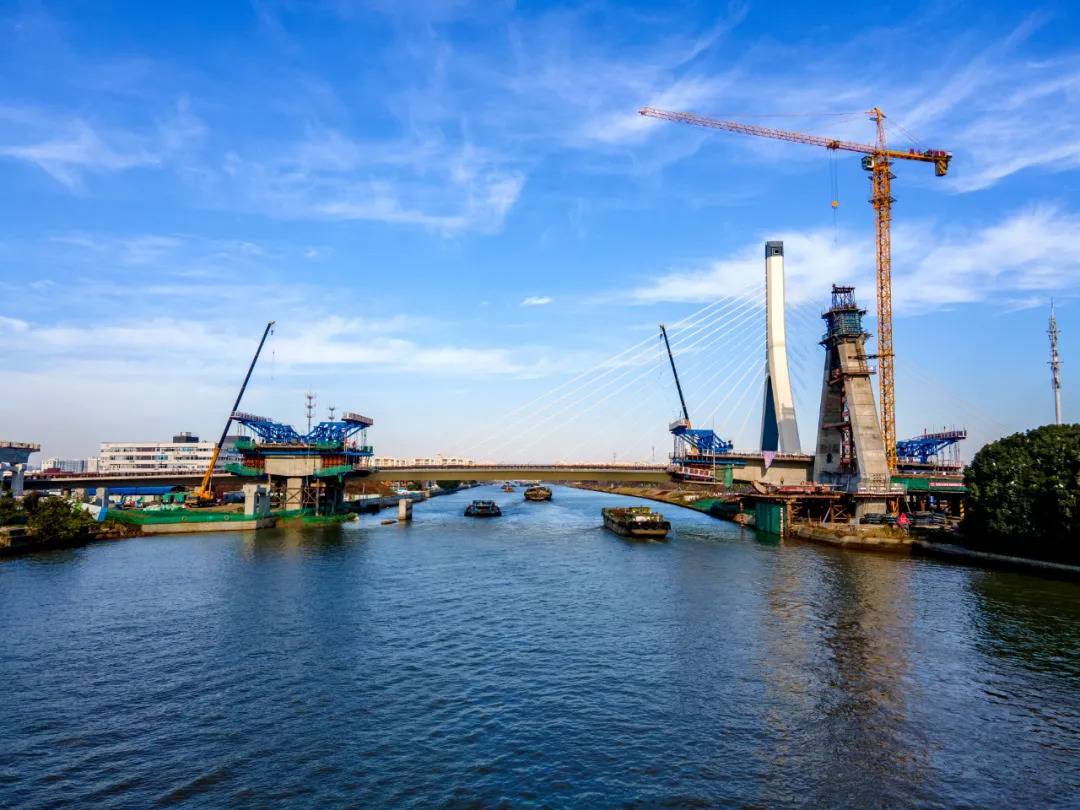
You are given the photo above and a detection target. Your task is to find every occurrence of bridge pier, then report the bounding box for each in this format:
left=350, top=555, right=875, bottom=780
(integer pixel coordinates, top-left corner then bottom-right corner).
left=243, top=484, right=271, bottom=517
left=284, top=477, right=305, bottom=511
left=0, top=463, right=27, bottom=498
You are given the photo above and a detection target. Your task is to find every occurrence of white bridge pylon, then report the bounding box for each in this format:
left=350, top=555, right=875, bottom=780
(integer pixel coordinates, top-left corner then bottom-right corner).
left=761, top=240, right=802, bottom=454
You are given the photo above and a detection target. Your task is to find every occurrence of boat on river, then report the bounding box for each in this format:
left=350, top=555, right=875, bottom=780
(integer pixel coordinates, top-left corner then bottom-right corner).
left=524, top=486, right=552, bottom=501
left=601, top=506, right=670, bottom=540
left=501, top=483, right=515, bottom=492
left=465, top=500, right=502, bottom=517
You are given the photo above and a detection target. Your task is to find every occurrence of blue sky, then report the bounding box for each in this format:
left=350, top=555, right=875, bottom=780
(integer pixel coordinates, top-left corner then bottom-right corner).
left=1, top=0, right=1078, bottom=462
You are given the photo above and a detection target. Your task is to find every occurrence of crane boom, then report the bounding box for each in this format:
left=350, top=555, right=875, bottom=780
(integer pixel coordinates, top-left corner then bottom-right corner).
left=659, top=324, right=690, bottom=424
left=192, top=320, right=275, bottom=503
left=639, top=106, right=952, bottom=470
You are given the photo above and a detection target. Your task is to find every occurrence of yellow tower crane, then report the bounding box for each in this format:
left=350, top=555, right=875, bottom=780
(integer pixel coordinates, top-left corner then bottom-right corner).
left=638, top=106, right=952, bottom=471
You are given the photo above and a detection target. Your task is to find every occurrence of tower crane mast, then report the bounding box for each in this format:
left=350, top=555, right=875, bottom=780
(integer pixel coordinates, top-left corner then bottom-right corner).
left=639, top=106, right=952, bottom=470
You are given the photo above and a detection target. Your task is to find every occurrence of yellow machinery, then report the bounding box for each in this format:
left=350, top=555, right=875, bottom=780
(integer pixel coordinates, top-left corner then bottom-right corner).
left=638, top=106, right=951, bottom=470
left=190, top=320, right=275, bottom=505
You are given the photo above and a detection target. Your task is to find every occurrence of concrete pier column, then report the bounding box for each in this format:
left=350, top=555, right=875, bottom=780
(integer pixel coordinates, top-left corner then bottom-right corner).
left=285, top=478, right=305, bottom=511
left=398, top=498, right=413, bottom=521
left=243, top=484, right=270, bottom=517
left=11, top=465, right=26, bottom=498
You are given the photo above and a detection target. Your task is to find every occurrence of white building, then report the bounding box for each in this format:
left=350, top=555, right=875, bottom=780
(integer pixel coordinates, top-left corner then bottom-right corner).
left=97, top=433, right=240, bottom=475
left=40, top=457, right=89, bottom=473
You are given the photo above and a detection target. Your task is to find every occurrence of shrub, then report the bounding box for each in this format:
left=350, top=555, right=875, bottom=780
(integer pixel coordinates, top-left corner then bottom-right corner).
left=26, top=497, right=95, bottom=545
left=963, top=424, right=1080, bottom=564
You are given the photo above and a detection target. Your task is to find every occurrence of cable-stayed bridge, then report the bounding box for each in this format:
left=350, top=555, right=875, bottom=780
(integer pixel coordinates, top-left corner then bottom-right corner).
left=22, top=242, right=1003, bottom=500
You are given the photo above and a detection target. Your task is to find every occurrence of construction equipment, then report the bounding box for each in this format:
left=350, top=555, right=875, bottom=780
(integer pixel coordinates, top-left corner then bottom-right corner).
left=190, top=320, right=275, bottom=505
left=896, top=429, right=967, bottom=467
left=639, top=106, right=952, bottom=470
left=659, top=324, right=733, bottom=457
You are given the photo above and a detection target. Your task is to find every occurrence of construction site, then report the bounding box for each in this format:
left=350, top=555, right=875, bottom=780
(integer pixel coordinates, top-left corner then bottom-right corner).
left=17, top=105, right=1015, bottom=542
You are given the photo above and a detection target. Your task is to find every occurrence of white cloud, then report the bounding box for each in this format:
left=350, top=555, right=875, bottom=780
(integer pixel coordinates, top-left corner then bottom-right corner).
left=0, top=315, right=530, bottom=378
left=632, top=231, right=866, bottom=306
left=629, top=204, right=1080, bottom=313
left=521, top=295, right=553, bottom=306
left=0, top=315, right=29, bottom=332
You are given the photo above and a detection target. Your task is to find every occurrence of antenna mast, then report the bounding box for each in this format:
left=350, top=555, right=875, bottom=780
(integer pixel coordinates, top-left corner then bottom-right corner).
left=306, top=392, right=317, bottom=433
left=1050, top=302, right=1062, bottom=425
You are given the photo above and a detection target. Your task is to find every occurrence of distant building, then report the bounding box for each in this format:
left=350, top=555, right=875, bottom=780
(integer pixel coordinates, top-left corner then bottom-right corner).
left=372, top=455, right=474, bottom=468
left=98, top=433, right=241, bottom=475
left=40, top=457, right=89, bottom=473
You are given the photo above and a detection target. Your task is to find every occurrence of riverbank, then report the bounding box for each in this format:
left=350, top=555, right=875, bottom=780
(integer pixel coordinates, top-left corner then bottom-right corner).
left=564, top=482, right=724, bottom=513
left=913, top=539, right=1080, bottom=581
left=0, top=520, right=141, bottom=556
left=791, top=523, right=913, bottom=553
left=564, top=483, right=1080, bottom=578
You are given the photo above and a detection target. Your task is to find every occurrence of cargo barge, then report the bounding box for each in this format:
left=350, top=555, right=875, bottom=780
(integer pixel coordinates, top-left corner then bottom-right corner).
left=465, top=500, right=502, bottom=517
left=602, top=506, right=671, bottom=540
left=524, top=486, right=552, bottom=501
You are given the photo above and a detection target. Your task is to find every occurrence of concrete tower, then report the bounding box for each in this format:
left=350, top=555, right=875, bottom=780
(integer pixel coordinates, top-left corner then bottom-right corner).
left=813, top=285, right=890, bottom=495
left=760, top=241, right=801, bottom=454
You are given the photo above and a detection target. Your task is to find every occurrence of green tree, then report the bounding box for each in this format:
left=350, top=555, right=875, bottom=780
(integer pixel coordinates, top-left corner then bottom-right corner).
left=963, top=424, right=1080, bottom=564
left=26, top=497, right=95, bottom=546
left=0, top=493, right=23, bottom=526
left=20, top=490, right=41, bottom=516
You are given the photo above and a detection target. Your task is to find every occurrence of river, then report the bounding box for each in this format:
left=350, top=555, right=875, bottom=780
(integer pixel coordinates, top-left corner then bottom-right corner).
left=1, top=485, right=1077, bottom=807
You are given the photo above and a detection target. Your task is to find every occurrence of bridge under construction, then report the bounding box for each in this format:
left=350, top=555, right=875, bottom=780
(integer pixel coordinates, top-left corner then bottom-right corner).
left=26, top=242, right=966, bottom=525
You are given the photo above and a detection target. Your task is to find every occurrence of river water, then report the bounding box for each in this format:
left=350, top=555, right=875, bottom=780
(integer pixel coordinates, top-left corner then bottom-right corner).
left=1, top=485, right=1078, bottom=807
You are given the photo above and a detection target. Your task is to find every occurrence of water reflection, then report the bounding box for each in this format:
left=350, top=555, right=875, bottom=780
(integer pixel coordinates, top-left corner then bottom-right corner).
left=760, top=547, right=924, bottom=805
left=969, top=571, right=1080, bottom=680
left=237, top=523, right=360, bottom=560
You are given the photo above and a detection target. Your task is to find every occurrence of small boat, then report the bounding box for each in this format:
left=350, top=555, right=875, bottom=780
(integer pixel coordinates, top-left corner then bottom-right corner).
left=501, top=483, right=515, bottom=492
left=465, top=500, right=502, bottom=517
left=602, top=506, right=671, bottom=540
left=524, top=486, right=552, bottom=502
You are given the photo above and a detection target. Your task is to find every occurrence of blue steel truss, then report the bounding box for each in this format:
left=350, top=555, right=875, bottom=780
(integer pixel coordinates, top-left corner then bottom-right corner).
left=231, top=411, right=372, bottom=448
left=896, top=430, right=967, bottom=465
left=679, top=428, right=734, bottom=455
left=670, top=421, right=734, bottom=459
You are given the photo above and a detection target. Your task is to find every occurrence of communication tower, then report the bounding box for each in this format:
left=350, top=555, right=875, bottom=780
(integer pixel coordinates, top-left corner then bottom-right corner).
left=1050, top=302, right=1062, bottom=425
left=305, top=392, right=317, bottom=433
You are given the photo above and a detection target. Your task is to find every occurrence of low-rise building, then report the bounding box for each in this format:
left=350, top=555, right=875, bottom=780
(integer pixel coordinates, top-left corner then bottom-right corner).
left=40, top=457, right=89, bottom=473
left=97, top=433, right=241, bottom=475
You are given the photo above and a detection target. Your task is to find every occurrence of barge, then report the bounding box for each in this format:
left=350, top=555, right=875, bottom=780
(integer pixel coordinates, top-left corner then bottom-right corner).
left=465, top=500, right=502, bottom=517
left=602, top=506, right=671, bottom=540
left=524, top=486, right=552, bottom=502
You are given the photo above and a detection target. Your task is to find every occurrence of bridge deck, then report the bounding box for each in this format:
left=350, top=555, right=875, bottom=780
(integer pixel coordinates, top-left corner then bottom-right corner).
left=367, top=465, right=674, bottom=483
left=25, top=454, right=816, bottom=490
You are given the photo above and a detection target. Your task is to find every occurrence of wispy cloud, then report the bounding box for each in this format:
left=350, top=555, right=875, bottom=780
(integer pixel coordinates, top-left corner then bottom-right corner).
left=0, top=114, right=158, bottom=189
left=521, top=295, right=553, bottom=306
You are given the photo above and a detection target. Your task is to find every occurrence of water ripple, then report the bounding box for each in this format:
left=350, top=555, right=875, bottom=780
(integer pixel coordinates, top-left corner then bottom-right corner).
left=1, top=485, right=1078, bottom=807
